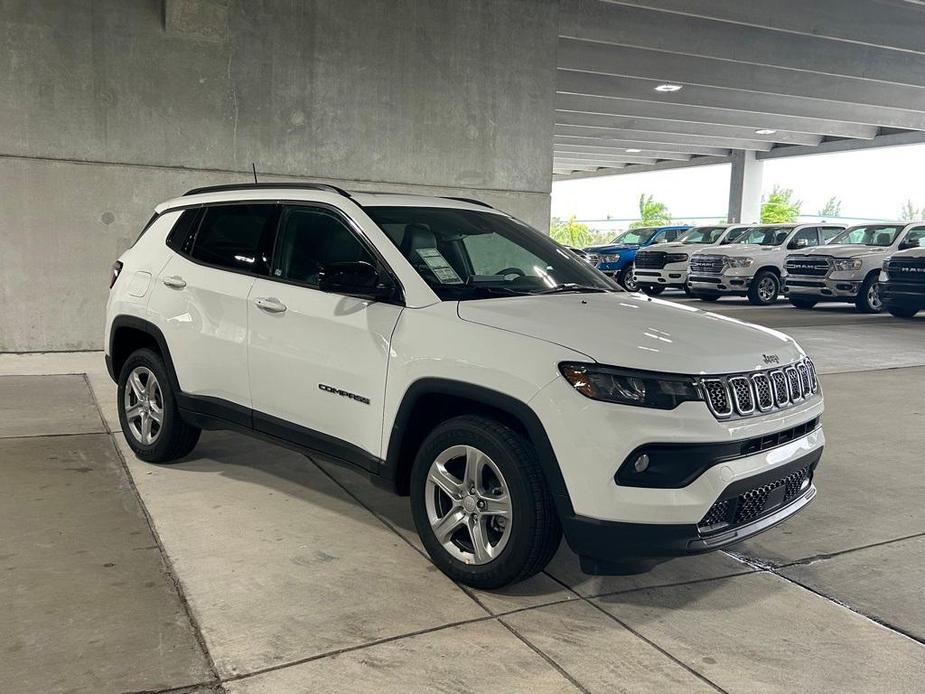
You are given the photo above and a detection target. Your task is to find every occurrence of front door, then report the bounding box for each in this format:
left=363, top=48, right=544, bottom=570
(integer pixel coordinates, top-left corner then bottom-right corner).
left=246, top=205, right=403, bottom=465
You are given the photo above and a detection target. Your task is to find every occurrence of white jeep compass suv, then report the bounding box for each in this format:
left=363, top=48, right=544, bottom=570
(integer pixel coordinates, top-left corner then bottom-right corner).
left=634, top=224, right=748, bottom=296
left=784, top=222, right=925, bottom=313
left=105, top=184, right=825, bottom=588
left=688, top=223, right=845, bottom=305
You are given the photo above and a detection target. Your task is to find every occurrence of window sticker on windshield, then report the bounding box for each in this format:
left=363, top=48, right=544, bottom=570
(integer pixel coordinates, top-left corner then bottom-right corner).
left=416, top=248, right=463, bottom=284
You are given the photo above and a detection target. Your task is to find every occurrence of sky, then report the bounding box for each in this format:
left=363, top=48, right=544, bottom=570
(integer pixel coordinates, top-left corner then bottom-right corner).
left=551, top=142, right=925, bottom=231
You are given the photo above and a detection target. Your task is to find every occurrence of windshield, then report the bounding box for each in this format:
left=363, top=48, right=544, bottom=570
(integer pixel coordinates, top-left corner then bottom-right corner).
left=720, top=227, right=747, bottom=244
left=611, top=228, right=656, bottom=245
left=735, top=225, right=794, bottom=246
left=681, top=226, right=726, bottom=245
left=829, top=224, right=904, bottom=247
left=365, top=207, right=616, bottom=300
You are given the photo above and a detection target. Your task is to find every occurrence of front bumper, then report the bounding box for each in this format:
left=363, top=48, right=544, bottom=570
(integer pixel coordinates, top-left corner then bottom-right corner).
left=635, top=265, right=689, bottom=288
left=687, top=270, right=753, bottom=295
left=881, top=279, right=925, bottom=310
left=783, top=273, right=863, bottom=300
left=564, top=448, right=820, bottom=569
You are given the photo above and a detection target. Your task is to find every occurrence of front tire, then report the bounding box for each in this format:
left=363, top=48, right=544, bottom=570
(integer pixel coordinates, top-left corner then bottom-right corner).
left=619, top=264, right=639, bottom=292
left=748, top=270, right=780, bottom=306
left=118, top=349, right=201, bottom=463
left=789, top=296, right=817, bottom=310
left=640, top=285, right=665, bottom=296
left=410, top=415, right=561, bottom=589
left=855, top=274, right=883, bottom=313
left=692, top=291, right=720, bottom=302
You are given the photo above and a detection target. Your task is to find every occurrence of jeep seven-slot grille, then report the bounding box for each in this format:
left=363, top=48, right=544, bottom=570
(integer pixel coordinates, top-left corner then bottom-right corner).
left=698, top=465, right=812, bottom=533
left=635, top=252, right=668, bottom=269
left=785, top=256, right=831, bottom=277
left=690, top=254, right=725, bottom=274
left=700, top=358, right=818, bottom=419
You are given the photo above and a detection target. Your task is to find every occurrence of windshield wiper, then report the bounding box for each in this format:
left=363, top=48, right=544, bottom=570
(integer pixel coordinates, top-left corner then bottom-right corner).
left=532, top=283, right=610, bottom=295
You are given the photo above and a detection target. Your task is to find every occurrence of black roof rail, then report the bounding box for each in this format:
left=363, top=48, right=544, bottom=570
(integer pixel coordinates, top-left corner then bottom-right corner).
left=441, top=196, right=494, bottom=209
left=183, top=182, right=353, bottom=198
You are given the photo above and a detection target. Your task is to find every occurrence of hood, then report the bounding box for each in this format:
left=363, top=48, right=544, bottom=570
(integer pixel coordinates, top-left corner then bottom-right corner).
left=636, top=242, right=686, bottom=253
left=694, top=244, right=782, bottom=257
left=457, top=293, right=804, bottom=375
left=585, top=244, right=638, bottom=253
left=795, top=244, right=891, bottom=259
left=892, top=247, right=925, bottom=259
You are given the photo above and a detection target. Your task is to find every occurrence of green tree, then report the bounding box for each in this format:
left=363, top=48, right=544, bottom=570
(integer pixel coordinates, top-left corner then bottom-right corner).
left=549, top=215, right=594, bottom=247
left=818, top=196, right=841, bottom=218
left=899, top=200, right=923, bottom=221
left=761, top=186, right=802, bottom=223
left=630, top=194, right=671, bottom=228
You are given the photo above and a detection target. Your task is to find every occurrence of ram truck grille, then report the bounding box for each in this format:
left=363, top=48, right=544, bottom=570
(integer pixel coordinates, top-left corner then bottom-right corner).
left=786, top=256, right=831, bottom=277
left=690, top=255, right=725, bottom=274
left=887, top=258, right=925, bottom=284
left=700, top=358, right=819, bottom=419
left=635, top=252, right=667, bottom=269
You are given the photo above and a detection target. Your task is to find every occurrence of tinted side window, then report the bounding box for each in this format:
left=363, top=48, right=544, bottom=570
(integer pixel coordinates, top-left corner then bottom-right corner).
left=821, top=227, right=843, bottom=243
left=791, top=228, right=819, bottom=248
left=190, top=204, right=277, bottom=274
left=272, top=206, right=376, bottom=288
left=166, top=209, right=202, bottom=252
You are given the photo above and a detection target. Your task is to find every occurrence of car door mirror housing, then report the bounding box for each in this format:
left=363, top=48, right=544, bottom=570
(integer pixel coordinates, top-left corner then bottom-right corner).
left=789, top=238, right=809, bottom=250
left=899, top=238, right=920, bottom=250
left=319, top=261, right=393, bottom=300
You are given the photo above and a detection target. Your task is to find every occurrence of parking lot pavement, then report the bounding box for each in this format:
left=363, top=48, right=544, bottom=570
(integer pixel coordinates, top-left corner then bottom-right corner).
left=2, top=297, right=925, bottom=694
left=0, top=376, right=212, bottom=694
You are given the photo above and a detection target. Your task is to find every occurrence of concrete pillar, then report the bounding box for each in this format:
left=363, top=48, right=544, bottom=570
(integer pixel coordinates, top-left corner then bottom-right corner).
left=727, top=150, right=764, bottom=224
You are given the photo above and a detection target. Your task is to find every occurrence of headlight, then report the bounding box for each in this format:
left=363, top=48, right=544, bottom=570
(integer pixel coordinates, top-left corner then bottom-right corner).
left=600, top=254, right=620, bottom=262
left=666, top=253, right=689, bottom=263
left=833, top=258, right=863, bottom=271
left=559, top=363, right=702, bottom=410
left=725, top=256, right=754, bottom=268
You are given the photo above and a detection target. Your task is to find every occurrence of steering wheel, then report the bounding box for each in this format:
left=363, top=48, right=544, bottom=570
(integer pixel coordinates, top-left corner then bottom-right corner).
left=495, top=267, right=525, bottom=278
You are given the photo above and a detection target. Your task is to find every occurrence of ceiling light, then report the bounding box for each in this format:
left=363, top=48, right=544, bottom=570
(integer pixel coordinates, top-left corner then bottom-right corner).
left=626, top=148, right=642, bottom=153
left=755, top=128, right=778, bottom=135
left=654, top=83, right=683, bottom=92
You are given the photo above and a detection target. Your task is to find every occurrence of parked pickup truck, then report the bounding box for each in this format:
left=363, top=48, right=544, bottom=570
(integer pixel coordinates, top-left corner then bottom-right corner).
left=783, top=223, right=925, bottom=313
left=585, top=225, right=691, bottom=291
left=688, top=223, right=846, bottom=305
left=881, top=243, right=925, bottom=319
left=634, top=224, right=748, bottom=296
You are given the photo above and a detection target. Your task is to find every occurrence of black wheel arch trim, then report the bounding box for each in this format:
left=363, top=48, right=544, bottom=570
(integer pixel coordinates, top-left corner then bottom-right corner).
left=108, top=315, right=181, bottom=392
left=384, top=378, right=575, bottom=518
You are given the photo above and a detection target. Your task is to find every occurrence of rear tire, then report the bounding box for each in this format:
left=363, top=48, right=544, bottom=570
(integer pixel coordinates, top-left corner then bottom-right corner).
left=410, top=415, right=561, bottom=589
left=118, top=349, right=201, bottom=463
left=747, top=270, right=780, bottom=306
left=887, top=306, right=919, bottom=319
left=789, top=297, right=817, bottom=310
left=855, top=274, right=883, bottom=313
left=640, top=285, right=665, bottom=296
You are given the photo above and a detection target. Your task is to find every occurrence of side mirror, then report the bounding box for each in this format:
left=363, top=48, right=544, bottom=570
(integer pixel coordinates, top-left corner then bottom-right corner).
left=318, top=261, right=394, bottom=300
left=788, top=238, right=809, bottom=250
left=899, top=238, right=920, bottom=250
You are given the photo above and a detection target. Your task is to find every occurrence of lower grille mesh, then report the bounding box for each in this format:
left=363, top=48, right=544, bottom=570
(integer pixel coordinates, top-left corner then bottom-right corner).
left=698, top=465, right=812, bottom=533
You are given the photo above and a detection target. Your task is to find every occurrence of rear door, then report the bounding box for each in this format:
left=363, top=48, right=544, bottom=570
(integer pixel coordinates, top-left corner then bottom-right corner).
left=148, top=203, right=278, bottom=409
left=246, top=204, right=403, bottom=464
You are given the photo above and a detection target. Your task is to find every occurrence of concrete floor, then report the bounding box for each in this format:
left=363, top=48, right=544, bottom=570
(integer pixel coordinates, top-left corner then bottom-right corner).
left=2, top=295, right=924, bottom=693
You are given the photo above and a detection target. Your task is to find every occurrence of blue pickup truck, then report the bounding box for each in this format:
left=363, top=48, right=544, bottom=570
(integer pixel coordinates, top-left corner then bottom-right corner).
left=585, top=225, right=691, bottom=291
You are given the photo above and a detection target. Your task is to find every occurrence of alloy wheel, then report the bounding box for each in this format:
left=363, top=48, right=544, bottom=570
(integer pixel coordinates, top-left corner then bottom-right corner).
left=868, top=282, right=882, bottom=311
left=124, top=366, right=163, bottom=445
left=757, top=276, right=778, bottom=303
left=622, top=266, right=639, bottom=292
left=425, top=445, right=512, bottom=565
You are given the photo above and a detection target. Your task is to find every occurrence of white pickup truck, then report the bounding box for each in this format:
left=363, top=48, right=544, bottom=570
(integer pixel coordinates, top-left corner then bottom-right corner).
left=783, top=223, right=925, bottom=313
left=688, top=223, right=846, bottom=305
left=633, top=224, right=748, bottom=296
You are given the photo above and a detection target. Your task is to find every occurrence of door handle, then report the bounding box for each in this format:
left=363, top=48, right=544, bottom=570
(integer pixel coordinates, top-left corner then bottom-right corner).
left=162, top=275, right=187, bottom=289
left=254, top=296, right=287, bottom=313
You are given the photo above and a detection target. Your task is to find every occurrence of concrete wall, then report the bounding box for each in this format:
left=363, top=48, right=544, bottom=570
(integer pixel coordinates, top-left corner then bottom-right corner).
left=0, top=0, right=558, bottom=351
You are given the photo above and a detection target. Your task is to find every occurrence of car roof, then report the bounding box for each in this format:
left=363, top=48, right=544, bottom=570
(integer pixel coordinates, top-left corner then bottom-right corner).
left=156, top=183, right=505, bottom=216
